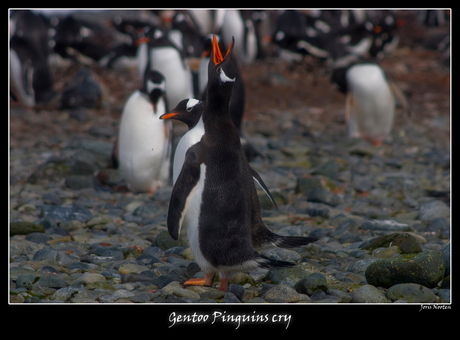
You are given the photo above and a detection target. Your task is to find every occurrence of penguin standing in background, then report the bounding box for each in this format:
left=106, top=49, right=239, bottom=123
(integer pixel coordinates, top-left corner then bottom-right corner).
left=160, top=97, right=316, bottom=252
left=137, top=28, right=194, bottom=111
left=332, top=62, right=409, bottom=146
left=165, top=36, right=315, bottom=292
left=117, top=69, right=172, bottom=194
left=218, top=9, right=258, bottom=64
left=10, top=10, right=55, bottom=107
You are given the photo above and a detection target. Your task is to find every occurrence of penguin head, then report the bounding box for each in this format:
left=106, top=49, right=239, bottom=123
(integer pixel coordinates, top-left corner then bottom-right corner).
left=141, top=69, right=166, bottom=107
left=208, top=35, right=237, bottom=87
left=159, top=98, right=203, bottom=129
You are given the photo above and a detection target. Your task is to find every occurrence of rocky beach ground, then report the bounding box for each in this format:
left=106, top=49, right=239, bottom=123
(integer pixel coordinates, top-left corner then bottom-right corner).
left=9, top=12, right=450, bottom=305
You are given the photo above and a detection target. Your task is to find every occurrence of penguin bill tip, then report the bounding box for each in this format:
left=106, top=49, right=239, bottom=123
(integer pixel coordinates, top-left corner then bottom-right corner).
left=212, top=35, right=234, bottom=64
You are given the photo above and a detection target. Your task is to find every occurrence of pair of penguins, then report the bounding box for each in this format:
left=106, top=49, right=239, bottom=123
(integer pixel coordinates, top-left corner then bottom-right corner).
left=118, top=36, right=406, bottom=291
left=119, top=36, right=318, bottom=292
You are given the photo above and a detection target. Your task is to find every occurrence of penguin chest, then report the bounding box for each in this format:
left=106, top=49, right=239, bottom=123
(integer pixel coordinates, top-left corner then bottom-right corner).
left=184, top=163, right=215, bottom=273
left=347, top=65, right=395, bottom=141
left=118, top=91, right=170, bottom=191
left=173, top=119, right=204, bottom=184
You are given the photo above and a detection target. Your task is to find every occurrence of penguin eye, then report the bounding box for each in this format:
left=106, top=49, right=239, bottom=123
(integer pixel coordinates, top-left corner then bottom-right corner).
left=186, top=107, right=193, bottom=112
left=216, top=66, right=222, bottom=74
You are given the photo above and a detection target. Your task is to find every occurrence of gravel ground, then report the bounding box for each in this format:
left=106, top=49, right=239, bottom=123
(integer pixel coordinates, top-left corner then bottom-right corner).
left=9, top=11, right=450, bottom=304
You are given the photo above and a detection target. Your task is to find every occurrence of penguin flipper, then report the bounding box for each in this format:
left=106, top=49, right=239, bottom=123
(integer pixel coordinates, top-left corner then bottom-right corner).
left=249, top=166, right=278, bottom=210
left=167, top=143, right=202, bottom=240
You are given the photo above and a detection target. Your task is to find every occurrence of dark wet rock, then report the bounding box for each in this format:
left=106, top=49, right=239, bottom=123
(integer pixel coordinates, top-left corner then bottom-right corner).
left=359, top=232, right=421, bottom=253
left=10, top=221, right=45, bottom=236
left=440, top=243, right=450, bottom=276
left=390, top=233, right=423, bottom=254
left=365, top=250, right=446, bottom=288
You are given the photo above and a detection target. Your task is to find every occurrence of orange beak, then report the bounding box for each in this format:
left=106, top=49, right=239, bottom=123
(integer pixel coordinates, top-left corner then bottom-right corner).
left=212, top=34, right=232, bottom=65
left=159, top=112, right=178, bottom=120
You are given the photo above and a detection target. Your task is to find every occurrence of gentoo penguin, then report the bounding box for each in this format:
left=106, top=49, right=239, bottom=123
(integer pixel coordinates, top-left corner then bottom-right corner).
left=137, top=28, right=194, bottom=110
left=198, top=35, right=261, bottom=161
left=160, top=97, right=317, bottom=252
left=338, top=63, right=409, bottom=146
left=218, top=10, right=258, bottom=64
left=10, top=10, right=55, bottom=106
left=165, top=36, right=314, bottom=292
left=159, top=98, right=275, bottom=207
left=117, top=69, right=172, bottom=193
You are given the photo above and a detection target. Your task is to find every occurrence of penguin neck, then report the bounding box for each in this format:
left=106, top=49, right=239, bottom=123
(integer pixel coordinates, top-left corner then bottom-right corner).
left=202, top=87, right=239, bottom=142
left=204, top=85, right=233, bottom=118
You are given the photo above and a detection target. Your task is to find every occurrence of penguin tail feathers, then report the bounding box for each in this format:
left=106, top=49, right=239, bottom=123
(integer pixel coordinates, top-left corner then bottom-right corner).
left=275, top=236, right=318, bottom=249
left=257, top=255, right=295, bottom=269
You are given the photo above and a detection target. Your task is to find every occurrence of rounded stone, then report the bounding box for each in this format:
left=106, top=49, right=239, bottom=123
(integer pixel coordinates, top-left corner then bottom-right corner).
left=118, top=263, right=150, bottom=275
left=386, top=283, right=436, bottom=303
left=74, top=272, right=107, bottom=285
left=372, top=246, right=401, bottom=258
left=417, top=200, right=450, bottom=222
left=32, top=248, right=59, bottom=262
left=263, top=284, right=301, bottom=303
left=351, top=285, right=388, bottom=303
left=365, top=250, right=446, bottom=288
left=16, top=273, right=41, bottom=289
left=294, top=273, right=328, bottom=296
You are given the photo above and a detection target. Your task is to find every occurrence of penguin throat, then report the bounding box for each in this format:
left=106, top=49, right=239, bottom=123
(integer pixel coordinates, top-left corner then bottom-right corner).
left=218, top=68, right=236, bottom=83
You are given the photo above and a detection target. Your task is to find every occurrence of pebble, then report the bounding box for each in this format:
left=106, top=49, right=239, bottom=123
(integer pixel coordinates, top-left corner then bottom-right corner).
left=351, top=285, right=388, bottom=303
left=9, top=36, right=450, bottom=304
left=386, top=283, right=436, bottom=303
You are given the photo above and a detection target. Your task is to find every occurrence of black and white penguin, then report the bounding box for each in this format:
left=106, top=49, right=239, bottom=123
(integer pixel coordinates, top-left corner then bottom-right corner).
left=117, top=69, right=172, bottom=193
left=332, top=62, right=409, bottom=146
left=217, top=10, right=258, bottom=64
left=137, top=28, right=194, bottom=111
left=165, top=36, right=315, bottom=292
left=159, top=98, right=274, bottom=206
left=198, top=35, right=261, bottom=161
left=160, top=97, right=317, bottom=252
left=10, top=10, right=55, bottom=106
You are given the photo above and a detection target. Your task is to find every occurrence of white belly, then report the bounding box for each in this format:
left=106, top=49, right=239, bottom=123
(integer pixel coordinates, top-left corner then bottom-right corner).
left=183, top=163, right=216, bottom=273
left=149, top=47, right=194, bottom=109
left=118, top=90, right=171, bottom=193
left=346, top=64, right=395, bottom=141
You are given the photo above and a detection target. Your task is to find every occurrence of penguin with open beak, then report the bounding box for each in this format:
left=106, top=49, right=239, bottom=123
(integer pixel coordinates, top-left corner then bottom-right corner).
left=164, top=36, right=315, bottom=292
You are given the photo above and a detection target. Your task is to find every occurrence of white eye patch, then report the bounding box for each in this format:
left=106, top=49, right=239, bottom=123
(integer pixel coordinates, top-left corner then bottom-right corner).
left=186, top=98, right=199, bottom=111
left=147, top=79, right=166, bottom=94
left=218, top=67, right=235, bottom=83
